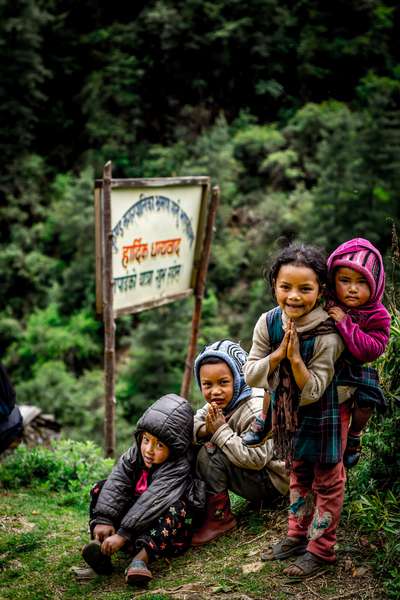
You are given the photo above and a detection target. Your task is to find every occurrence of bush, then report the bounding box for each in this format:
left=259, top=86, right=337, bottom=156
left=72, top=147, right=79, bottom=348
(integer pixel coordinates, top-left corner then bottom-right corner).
left=347, top=491, right=400, bottom=600
left=345, top=306, right=400, bottom=598
left=0, top=439, right=114, bottom=504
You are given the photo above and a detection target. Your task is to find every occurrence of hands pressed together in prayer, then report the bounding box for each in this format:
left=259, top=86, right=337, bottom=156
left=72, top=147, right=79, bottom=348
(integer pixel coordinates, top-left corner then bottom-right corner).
left=275, top=319, right=301, bottom=364
left=93, top=524, right=126, bottom=556
left=270, top=319, right=311, bottom=390
left=205, top=402, right=226, bottom=435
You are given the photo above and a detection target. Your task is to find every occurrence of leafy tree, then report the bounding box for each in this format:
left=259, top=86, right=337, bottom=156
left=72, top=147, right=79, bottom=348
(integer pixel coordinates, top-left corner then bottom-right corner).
left=0, top=0, right=50, bottom=174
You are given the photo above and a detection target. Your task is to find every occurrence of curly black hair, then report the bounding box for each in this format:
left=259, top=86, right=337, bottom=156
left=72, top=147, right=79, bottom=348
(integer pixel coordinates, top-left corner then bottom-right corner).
left=265, top=242, right=327, bottom=294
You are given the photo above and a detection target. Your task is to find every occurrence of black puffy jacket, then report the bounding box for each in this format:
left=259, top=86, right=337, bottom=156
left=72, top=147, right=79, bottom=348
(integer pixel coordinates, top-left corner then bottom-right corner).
left=93, top=394, right=204, bottom=541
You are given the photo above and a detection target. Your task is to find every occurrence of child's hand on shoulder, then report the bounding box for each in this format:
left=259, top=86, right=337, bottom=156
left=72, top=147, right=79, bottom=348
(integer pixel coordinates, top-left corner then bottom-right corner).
left=94, top=524, right=115, bottom=542
left=101, top=533, right=126, bottom=556
left=327, top=306, right=346, bottom=322
left=206, top=402, right=226, bottom=434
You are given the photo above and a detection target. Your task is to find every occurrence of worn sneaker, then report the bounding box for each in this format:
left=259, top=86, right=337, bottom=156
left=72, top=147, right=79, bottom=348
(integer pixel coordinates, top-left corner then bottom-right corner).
left=82, top=540, right=113, bottom=575
left=242, top=415, right=271, bottom=446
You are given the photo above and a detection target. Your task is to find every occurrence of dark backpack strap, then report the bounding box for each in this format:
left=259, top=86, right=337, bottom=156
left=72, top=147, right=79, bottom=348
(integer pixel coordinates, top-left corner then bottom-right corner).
left=266, top=307, right=285, bottom=347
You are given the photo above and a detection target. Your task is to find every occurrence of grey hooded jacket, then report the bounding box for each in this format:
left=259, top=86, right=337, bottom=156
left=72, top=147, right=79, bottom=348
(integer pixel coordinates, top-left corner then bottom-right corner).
left=93, top=394, right=204, bottom=541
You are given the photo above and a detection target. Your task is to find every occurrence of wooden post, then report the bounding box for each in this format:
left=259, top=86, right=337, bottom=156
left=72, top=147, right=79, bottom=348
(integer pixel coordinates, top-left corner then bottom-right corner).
left=102, top=161, right=116, bottom=458
left=180, top=185, right=220, bottom=399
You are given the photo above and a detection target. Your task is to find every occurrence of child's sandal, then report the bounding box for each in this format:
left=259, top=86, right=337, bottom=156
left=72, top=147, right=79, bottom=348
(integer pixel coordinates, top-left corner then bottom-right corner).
left=125, top=559, right=153, bottom=586
left=261, top=536, right=307, bottom=561
left=283, top=551, right=330, bottom=578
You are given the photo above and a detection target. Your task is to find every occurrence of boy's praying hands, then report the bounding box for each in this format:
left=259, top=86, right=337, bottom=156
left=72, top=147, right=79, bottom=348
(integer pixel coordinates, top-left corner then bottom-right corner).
left=206, top=402, right=226, bottom=434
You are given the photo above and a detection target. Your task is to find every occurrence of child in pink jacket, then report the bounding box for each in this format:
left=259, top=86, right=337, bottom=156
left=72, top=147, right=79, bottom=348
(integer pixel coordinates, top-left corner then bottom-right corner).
left=327, top=237, right=391, bottom=467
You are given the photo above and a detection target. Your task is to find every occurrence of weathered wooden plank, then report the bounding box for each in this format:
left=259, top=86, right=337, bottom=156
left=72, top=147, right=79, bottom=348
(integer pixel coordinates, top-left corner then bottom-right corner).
left=95, top=176, right=209, bottom=189
left=113, top=289, right=193, bottom=317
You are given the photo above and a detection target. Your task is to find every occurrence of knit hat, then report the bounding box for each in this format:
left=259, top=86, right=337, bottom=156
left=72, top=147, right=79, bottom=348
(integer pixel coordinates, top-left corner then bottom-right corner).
left=194, top=340, right=252, bottom=414
left=327, top=238, right=385, bottom=306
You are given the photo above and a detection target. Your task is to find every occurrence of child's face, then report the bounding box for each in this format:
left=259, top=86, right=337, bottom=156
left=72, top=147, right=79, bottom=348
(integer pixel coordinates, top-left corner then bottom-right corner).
left=334, top=267, right=371, bottom=308
left=140, top=431, right=170, bottom=469
left=199, top=361, right=234, bottom=410
left=274, top=264, right=321, bottom=319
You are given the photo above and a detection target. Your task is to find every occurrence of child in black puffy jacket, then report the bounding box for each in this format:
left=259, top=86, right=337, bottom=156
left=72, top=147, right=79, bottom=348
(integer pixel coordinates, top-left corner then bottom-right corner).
left=82, top=394, right=204, bottom=586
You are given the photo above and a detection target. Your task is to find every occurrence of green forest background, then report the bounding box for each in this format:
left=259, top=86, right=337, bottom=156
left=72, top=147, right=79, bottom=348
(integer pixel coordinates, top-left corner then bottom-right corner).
left=1, top=0, right=399, bottom=450
left=0, top=2, right=400, bottom=596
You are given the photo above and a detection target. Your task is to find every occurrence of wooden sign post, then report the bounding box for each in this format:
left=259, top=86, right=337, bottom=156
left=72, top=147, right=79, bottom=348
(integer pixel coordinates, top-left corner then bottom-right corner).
left=95, top=166, right=218, bottom=457
left=101, top=161, right=116, bottom=457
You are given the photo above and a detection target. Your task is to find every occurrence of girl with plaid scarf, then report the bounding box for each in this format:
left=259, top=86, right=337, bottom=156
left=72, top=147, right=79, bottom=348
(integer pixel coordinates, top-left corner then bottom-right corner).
left=243, top=243, right=350, bottom=577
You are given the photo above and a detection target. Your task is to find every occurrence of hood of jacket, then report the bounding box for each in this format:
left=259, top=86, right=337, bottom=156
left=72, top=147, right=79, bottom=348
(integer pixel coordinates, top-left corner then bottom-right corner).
left=327, top=237, right=385, bottom=307
left=135, top=393, right=194, bottom=459
left=193, top=339, right=252, bottom=414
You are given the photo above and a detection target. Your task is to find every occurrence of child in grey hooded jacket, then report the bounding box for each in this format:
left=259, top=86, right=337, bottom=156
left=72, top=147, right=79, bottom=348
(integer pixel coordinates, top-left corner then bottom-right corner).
left=191, top=340, right=288, bottom=546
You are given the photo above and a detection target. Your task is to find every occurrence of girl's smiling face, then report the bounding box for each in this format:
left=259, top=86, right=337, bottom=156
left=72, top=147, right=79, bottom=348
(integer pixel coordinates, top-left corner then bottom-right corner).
left=199, top=361, right=234, bottom=410
left=140, top=431, right=170, bottom=468
left=274, top=263, right=321, bottom=319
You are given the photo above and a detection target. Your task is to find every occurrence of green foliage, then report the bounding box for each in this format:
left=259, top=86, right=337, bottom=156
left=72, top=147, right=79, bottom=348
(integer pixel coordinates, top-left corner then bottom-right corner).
left=8, top=304, right=100, bottom=377
left=181, top=113, right=239, bottom=200
left=0, top=6, right=399, bottom=595
left=14, top=363, right=107, bottom=440
left=0, top=2, right=51, bottom=168
left=210, top=234, right=248, bottom=289
left=347, top=492, right=400, bottom=599
left=0, top=440, right=113, bottom=499
left=345, top=306, right=400, bottom=596
left=233, top=124, right=286, bottom=191
left=197, top=290, right=230, bottom=347
left=41, top=167, right=98, bottom=313
left=1, top=485, right=375, bottom=600
left=377, top=311, right=400, bottom=401
left=116, top=301, right=193, bottom=421
left=0, top=0, right=398, bottom=497
left=80, top=24, right=143, bottom=173
left=345, top=407, right=400, bottom=503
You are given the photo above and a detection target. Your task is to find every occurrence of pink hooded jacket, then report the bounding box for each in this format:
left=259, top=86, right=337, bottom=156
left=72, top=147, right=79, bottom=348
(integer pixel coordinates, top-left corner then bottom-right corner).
left=327, top=238, right=391, bottom=363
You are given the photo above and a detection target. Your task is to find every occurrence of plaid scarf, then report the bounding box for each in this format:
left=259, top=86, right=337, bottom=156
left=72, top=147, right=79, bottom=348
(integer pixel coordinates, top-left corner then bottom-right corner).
left=336, top=354, right=386, bottom=412
left=267, top=307, right=342, bottom=467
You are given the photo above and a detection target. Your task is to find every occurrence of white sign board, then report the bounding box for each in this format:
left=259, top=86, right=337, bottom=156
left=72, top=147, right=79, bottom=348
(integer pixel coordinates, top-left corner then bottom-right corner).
left=95, top=178, right=210, bottom=316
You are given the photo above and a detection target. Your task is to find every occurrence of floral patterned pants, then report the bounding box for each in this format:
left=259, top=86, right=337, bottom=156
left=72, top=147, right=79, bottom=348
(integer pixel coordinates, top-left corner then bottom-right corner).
left=89, top=481, right=192, bottom=561
left=135, top=499, right=192, bottom=560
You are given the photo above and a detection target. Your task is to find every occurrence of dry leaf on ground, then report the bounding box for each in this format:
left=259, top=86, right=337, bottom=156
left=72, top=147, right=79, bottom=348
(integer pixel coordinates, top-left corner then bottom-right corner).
left=241, top=561, right=263, bottom=574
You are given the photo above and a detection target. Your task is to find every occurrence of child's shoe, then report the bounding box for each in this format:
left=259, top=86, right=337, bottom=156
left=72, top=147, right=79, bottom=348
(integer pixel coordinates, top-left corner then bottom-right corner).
left=191, top=490, right=237, bottom=546
left=82, top=540, right=113, bottom=575
left=242, top=415, right=271, bottom=446
left=343, top=433, right=362, bottom=469
left=125, top=559, right=153, bottom=586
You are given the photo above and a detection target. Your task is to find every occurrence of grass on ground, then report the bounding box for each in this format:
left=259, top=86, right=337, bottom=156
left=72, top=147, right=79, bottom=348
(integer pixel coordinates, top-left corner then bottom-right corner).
left=0, top=490, right=384, bottom=600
